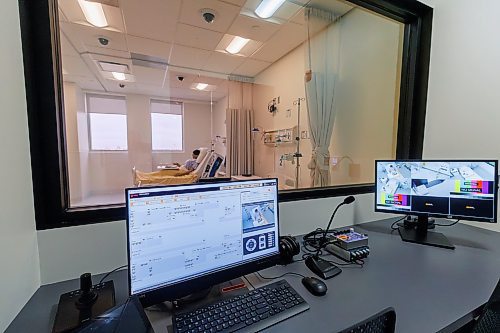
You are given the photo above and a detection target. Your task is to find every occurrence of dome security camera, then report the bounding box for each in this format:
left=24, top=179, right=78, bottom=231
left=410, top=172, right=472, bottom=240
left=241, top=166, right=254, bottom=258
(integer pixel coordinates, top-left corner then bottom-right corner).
left=119, top=83, right=125, bottom=88
left=98, top=37, right=109, bottom=46
left=201, top=9, right=216, bottom=23
left=177, top=76, right=185, bottom=82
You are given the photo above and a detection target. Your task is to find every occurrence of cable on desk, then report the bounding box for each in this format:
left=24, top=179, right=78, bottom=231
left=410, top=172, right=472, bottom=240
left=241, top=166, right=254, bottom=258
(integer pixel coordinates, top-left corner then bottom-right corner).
left=99, top=264, right=128, bottom=284
left=434, top=219, right=460, bottom=227
left=391, top=215, right=409, bottom=231
left=256, top=271, right=306, bottom=280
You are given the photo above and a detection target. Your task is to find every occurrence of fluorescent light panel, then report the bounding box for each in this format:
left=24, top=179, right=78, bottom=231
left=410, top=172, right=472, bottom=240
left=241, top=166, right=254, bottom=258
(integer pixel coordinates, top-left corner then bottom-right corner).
left=226, top=36, right=250, bottom=55
left=255, top=0, right=287, bottom=19
left=78, top=0, right=108, bottom=27
left=196, top=83, right=208, bottom=90
left=112, top=72, right=126, bottom=81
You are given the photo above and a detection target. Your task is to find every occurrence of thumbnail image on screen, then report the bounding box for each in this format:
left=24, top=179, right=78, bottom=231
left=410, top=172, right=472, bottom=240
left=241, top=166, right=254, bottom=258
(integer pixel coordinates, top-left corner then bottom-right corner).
left=242, top=201, right=275, bottom=233
left=376, top=161, right=497, bottom=220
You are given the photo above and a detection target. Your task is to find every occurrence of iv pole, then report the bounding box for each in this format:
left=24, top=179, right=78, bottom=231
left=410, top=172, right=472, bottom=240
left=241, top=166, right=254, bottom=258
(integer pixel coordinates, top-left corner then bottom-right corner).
left=293, top=98, right=305, bottom=189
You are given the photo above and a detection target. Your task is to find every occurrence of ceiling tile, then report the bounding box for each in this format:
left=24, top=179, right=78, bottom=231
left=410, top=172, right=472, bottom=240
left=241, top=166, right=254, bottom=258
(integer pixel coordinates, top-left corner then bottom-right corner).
left=60, top=32, right=79, bottom=57
left=58, top=0, right=124, bottom=32
left=174, top=23, right=224, bottom=50
left=180, top=0, right=241, bottom=33
left=232, top=58, right=272, bottom=77
left=169, top=44, right=212, bottom=69
left=60, top=22, right=128, bottom=53
left=251, top=22, right=305, bottom=62
left=219, top=0, right=246, bottom=6
left=127, top=36, right=172, bottom=61
left=133, top=66, right=167, bottom=86
left=227, top=15, right=280, bottom=42
left=121, top=0, right=181, bottom=42
left=203, top=52, right=245, bottom=74
left=62, top=54, right=94, bottom=78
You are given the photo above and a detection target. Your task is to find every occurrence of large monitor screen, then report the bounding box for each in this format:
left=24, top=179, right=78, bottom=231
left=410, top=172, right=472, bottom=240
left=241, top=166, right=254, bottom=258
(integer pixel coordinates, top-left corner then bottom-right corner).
left=126, top=179, right=280, bottom=303
left=375, top=160, right=498, bottom=222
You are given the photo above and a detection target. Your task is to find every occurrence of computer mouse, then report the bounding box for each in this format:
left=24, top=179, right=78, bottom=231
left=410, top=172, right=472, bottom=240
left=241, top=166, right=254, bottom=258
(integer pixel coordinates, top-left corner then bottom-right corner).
left=302, top=276, right=328, bottom=296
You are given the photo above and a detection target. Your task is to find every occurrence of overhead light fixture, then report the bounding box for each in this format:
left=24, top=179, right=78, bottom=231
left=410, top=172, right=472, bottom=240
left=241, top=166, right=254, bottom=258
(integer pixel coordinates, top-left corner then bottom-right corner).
left=112, top=72, right=126, bottom=81
left=195, top=83, right=209, bottom=90
left=78, top=0, right=108, bottom=28
left=226, top=36, right=250, bottom=55
left=255, top=0, right=286, bottom=19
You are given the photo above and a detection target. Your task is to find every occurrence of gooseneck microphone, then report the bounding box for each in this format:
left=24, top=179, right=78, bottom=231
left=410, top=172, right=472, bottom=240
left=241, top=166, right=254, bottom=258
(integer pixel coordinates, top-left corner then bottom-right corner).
left=317, top=195, right=356, bottom=255
left=305, top=196, right=356, bottom=279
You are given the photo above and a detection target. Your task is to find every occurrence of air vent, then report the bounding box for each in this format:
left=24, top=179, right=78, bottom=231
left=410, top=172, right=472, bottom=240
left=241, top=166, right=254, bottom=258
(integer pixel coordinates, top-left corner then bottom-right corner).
left=98, top=61, right=129, bottom=73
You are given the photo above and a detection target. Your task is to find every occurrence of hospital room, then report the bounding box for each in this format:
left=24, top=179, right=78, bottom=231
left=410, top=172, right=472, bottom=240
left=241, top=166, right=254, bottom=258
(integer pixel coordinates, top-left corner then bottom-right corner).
left=59, top=0, right=403, bottom=207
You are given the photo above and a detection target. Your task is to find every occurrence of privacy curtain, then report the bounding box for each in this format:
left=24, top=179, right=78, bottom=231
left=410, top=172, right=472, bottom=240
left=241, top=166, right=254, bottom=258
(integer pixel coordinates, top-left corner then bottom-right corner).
left=226, top=80, right=254, bottom=176
left=305, top=7, right=342, bottom=187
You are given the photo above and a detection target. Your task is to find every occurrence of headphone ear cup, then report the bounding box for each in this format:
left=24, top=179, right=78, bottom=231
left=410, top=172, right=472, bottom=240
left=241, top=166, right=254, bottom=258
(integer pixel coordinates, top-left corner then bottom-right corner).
left=279, top=236, right=300, bottom=265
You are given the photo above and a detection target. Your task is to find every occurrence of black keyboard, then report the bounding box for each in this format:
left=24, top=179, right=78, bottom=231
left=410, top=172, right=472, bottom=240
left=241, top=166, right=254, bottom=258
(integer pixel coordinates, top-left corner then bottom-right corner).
left=172, top=279, right=309, bottom=333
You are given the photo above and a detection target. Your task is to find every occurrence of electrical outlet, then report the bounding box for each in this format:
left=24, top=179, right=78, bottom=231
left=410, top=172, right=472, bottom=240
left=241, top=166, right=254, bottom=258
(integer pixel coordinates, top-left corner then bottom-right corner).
left=301, top=130, right=309, bottom=139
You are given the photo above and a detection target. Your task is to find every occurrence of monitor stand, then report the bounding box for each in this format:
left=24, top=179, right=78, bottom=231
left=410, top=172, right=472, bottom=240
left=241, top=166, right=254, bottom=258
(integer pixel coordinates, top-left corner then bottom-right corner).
left=398, top=215, right=455, bottom=250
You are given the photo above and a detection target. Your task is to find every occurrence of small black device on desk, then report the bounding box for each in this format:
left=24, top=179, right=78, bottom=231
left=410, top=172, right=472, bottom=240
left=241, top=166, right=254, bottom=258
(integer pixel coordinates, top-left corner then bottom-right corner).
left=125, top=178, right=309, bottom=332
left=52, top=273, right=116, bottom=333
left=301, top=277, right=327, bottom=296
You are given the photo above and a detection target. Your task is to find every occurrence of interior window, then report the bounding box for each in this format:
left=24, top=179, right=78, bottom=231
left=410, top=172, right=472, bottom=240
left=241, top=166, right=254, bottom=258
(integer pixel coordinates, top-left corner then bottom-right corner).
left=151, top=100, right=183, bottom=151
left=58, top=0, right=403, bottom=207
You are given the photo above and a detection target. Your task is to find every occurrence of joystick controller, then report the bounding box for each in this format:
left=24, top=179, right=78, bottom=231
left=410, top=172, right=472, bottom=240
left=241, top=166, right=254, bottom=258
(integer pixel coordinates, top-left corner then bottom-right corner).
left=52, top=272, right=116, bottom=333
left=76, top=273, right=98, bottom=307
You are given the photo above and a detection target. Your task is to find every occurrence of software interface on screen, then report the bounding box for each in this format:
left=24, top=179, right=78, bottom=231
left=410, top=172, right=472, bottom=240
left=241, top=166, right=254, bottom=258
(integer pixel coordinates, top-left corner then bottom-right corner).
left=376, top=161, right=497, bottom=221
left=127, top=179, right=279, bottom=295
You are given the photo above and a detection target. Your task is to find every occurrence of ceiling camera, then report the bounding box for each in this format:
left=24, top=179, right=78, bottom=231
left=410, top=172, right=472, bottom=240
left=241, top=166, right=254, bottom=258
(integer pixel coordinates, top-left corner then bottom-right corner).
left=201, top=9, right=216, bottom=23
left=177, top=76, right=185, bottom=82
left=98, top=37, right=109, bottom=46
left=119, top=83, right=125, bottom=88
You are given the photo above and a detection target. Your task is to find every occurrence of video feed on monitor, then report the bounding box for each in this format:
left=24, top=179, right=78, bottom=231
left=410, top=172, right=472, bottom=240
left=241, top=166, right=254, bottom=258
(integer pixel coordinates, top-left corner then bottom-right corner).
left=242, top=201, right=275, bottom=233
left=376, top=161, right=497, bottom=221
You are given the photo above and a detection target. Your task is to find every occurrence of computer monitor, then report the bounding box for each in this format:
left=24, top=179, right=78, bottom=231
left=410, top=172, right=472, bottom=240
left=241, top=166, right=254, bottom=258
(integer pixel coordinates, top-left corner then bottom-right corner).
left=375, top=160, right=498, bottom=249
left=126, top=178, right=280, bottom=307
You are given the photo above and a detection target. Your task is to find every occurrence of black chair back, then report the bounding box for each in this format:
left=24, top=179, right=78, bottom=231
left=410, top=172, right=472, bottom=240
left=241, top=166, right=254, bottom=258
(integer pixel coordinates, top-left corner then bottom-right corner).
left=337, top=307, right=396, bottom=333
left=472, top=278, right=500, bottom=333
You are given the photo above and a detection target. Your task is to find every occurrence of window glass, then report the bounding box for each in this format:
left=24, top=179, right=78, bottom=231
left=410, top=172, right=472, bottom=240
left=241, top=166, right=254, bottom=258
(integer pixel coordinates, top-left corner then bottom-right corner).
left=151, top=101, right=183, bottom=151
left=89, top=113, right=128, bottom=151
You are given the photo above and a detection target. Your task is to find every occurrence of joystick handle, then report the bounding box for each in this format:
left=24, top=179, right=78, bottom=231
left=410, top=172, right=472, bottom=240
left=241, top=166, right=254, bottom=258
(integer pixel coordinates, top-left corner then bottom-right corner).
left=76, top=273, right=98, bottom=307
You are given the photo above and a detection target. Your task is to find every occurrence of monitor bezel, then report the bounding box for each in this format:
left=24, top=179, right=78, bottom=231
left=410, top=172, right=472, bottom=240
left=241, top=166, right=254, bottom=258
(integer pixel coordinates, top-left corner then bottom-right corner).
left=125, top=178, right=281, bottom=307
left=374, top=159, right=498, bottom=223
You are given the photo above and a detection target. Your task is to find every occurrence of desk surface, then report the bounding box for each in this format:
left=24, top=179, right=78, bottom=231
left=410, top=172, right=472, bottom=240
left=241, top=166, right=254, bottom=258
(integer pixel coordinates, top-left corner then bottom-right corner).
left=7, top=218, right=500, bottom=333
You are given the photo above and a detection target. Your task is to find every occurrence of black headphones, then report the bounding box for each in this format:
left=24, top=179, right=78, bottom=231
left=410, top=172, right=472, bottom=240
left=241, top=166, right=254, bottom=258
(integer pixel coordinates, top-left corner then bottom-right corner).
left=279, top=235, right=300, bottom=265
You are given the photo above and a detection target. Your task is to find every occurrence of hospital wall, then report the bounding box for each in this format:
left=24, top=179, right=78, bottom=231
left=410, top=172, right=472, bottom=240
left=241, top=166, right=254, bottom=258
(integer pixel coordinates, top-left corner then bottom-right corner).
left=62, top=84, right=212, bottom=203
left=252, top=8, right=401, bottom=188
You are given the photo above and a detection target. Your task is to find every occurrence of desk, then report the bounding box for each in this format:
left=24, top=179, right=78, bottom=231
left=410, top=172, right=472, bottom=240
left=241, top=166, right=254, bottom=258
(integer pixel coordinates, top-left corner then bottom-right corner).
left=7, top=218, right=500, bottom=333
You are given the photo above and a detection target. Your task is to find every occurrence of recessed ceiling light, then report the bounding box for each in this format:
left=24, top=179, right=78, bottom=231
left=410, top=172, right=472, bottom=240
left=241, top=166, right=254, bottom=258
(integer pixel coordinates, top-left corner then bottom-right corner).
left=255, top=0, right=286, bottom=19
left=112, top=72, right=126, bottom=81
left=226, top=36, right=250, bottom=55
left=78, top=0, right=108, bottom=28
left=196, top=83, right=209, bottom=90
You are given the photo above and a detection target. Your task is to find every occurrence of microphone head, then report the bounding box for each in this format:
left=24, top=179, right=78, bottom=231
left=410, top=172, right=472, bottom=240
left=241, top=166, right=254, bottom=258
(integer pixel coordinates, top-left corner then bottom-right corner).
left=343, top=196, right=355, bottom=204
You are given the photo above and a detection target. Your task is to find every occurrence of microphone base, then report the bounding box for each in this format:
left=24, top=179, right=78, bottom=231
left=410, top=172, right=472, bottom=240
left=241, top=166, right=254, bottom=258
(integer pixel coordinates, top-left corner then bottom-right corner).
left=305, top=256, right=342, bottom=280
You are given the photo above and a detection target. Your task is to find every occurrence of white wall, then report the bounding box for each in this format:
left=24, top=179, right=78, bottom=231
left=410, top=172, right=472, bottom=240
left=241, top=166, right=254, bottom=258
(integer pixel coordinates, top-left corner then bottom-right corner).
left=421, top=0, right=500, bottom=232
left=253, top=8, right=401, bottom=188
left=0, top=0, right=41, bottom=330
left=63, top=89, right=213, bottom=202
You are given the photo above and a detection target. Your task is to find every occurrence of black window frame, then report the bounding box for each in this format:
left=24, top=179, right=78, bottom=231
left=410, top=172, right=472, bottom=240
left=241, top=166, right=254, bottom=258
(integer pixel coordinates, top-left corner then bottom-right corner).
left=18, top=0, right=432, bottom=229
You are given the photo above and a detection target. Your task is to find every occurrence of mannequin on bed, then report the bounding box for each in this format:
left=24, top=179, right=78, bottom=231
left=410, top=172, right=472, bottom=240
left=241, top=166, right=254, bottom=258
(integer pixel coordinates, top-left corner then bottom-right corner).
left=173, top=149, right=200, bottom=172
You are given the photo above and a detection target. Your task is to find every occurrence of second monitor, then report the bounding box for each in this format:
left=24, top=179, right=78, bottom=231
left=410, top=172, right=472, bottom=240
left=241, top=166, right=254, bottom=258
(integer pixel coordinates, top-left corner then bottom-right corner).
left=375, top=160, right=498, bottom=248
